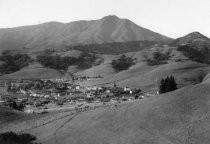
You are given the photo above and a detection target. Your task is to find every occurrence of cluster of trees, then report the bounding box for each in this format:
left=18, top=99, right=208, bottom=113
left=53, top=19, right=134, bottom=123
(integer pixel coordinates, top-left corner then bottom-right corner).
left=0, top=131, right=39, bottom=144
left=159, top=76, right=177, bottom=94
left=177, top=44, right=210, bottom=64
left=36, top=55, right=77, bottom=70
left=76, top=52, right=97, bottom=69
left=9, top=101, right=25, bottom=111
left=111, top=55, right=135, bottom=71
left=147, top=51, right=170, bottom=65
left=36, top=52, right=97, bottom=70
left=0, top=52, right=32, bottom=74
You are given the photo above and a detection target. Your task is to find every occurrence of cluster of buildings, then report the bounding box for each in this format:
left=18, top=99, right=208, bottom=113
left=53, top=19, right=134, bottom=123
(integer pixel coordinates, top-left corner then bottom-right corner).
left=0, top=77, right=146, bottom=113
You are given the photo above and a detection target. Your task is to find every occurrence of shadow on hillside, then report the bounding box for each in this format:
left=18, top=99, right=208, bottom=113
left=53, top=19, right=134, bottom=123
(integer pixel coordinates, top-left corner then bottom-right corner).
left=0, top=131, right=41, bottom=144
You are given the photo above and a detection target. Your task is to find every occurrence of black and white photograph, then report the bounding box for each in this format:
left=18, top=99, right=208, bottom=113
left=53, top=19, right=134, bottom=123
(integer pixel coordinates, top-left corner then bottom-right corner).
left=0, top=0, right=210, bottom=144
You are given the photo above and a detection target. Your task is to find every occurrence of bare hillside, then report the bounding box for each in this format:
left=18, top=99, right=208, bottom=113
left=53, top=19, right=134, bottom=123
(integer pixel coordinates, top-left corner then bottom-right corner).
left=25, top=83, right=210, bottom=144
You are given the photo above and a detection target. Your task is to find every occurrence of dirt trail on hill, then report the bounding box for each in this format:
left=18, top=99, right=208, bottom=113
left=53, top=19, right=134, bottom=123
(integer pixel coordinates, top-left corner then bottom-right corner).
left=54, top=112, right=79, bottom=144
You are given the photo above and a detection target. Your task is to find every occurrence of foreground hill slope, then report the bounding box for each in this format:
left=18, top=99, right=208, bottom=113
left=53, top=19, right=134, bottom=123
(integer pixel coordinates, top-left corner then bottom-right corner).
left=0, top=15, right=171, bottom=53
left=26, top=83, right=210, bottom=144
left=0, top=107, right=32, bottom=128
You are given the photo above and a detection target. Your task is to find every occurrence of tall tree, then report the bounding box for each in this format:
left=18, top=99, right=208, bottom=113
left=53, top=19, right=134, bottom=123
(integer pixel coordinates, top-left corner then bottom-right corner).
left=159, top=78, right=166, bottom=94
left=170, top=75, right=177, bottom=91
left=159, top=75, right=177, bottom=94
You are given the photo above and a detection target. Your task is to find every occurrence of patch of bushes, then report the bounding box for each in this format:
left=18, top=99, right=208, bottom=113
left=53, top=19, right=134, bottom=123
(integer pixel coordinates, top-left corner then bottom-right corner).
left=0, top=131, right=40, bottom=144
left=147, top=51, right=170, bottom=65
left=36, top=52, right=97, bottom=70
left=9, top=101, right=25, bottom=111
left=76, top=52, right=97, bottom=69
left=36, top=55, right=77, bottom=70
left=111, top=55, right=135, bottom=71
left=177, top=44, right=210, bottom=64
left=0, top=52, right=32, bottom=74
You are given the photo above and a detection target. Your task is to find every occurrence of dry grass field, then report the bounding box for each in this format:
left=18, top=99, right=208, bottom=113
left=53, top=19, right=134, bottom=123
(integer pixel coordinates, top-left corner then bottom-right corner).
left=9, top=83, right=208, bottom=144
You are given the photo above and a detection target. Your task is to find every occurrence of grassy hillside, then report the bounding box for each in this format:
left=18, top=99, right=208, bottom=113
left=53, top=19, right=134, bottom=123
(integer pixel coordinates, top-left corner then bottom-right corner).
left=25, top=83, right=210, bottom=144
left=0, top=63, right=64, bottom=79
left=0, top=44, right=209, bottom=90
left=77, top=59, right=210, bottom=90
left=0, top=107, right=32, bottom=128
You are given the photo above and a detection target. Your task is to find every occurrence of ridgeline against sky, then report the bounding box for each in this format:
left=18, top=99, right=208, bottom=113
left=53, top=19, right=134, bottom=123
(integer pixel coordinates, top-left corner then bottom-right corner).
left=0, top=0, right=210, bottom=38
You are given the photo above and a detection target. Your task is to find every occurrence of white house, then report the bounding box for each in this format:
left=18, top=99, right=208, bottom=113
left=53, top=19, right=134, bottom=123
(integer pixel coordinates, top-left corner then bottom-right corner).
left=124, top=87, right=131, bottom=92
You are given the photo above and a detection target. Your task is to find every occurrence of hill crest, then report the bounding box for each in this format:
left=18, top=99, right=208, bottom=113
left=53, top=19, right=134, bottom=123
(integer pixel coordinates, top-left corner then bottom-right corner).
left=171, top=31, right=210, bottom=46
left=0, top=15, right=172, bottom=53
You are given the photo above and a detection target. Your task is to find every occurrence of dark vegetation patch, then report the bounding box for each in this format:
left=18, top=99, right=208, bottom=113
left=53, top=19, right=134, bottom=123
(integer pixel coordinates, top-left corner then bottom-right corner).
left=177, top=44, right=210, bottom=64
left=36, top=52, right=97, bottom=70
left=66, top=41, right=157, bottom=55
left=111, top=55, right=135, bottom=72
left=146, top=51, right=170, bottom=65
left=0, top=131, right=40, bottom=144
left=0, top=51, right=32, bottom=74
left=0, top=107, right=29, bottom=125
left=8, top=102, right=25, bottom=111
left=159, top=76, right=177, bottom=94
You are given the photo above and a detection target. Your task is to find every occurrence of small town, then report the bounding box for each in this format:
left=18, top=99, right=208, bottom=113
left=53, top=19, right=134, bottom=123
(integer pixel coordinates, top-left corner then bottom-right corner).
left=0, top=75, right=146, bottom=114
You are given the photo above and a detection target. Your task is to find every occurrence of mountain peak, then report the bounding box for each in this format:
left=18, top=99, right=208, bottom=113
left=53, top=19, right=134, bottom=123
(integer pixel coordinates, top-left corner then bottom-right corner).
left=0, top=16, right=172, bottom=51
left=100, top=15, right=121, bottom=25
left=172, top=31, right=210, bottom=45
left=185, top=31, right=209, bottom=39
left=101, top=15, right=120, bottom=21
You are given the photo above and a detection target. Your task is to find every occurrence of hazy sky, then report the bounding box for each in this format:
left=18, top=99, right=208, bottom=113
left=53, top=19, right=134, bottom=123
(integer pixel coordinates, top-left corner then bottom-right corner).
left=0, top=0, right=210, bottom=38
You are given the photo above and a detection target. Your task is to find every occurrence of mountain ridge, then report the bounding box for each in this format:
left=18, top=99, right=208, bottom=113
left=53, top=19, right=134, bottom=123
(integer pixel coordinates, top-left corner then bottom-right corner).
left=0, top=15, right=172, bottom=53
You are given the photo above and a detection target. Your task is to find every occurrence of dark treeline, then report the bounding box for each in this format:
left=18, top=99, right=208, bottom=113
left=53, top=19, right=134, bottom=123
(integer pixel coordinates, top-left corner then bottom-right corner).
left=0, top=52, right=32, bottom=74
left=36, top=55, right=77, bottom=70
left=36, top=52, right=97, bottom=70
left=177, top=44, right=210, bottom=64
left=67, top=41, right=157, bottom=55
left=159, top=76, right=177, bottom=94
left=111, top=55, right=135, bottom=71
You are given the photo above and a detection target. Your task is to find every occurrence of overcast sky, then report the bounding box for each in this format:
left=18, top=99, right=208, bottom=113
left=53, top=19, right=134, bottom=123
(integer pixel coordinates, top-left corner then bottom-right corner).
left=0, top=0, right=209, bottom=38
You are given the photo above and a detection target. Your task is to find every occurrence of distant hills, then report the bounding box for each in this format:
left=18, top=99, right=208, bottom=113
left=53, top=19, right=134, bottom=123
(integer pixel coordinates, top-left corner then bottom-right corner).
left=173, top=32, right=210, bottom=64
left=171, top=32, right=210, bottom=47
left=0, top=15, right=172, bottom=52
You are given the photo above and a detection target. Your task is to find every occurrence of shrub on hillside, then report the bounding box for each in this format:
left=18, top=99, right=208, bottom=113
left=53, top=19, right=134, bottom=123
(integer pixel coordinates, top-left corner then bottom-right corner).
left=147, top=51, right=169, bottom=65
left=36, top=55, right=77, bottom=70
left=9, top=102, right=25, bottom=111
left=76, top=52, right=97, bottom=69
left=0, top=131, right=40, bottom=144
left=111, top=55, right=135, bottom=71
left=0, top=52, right=32, bottom=74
